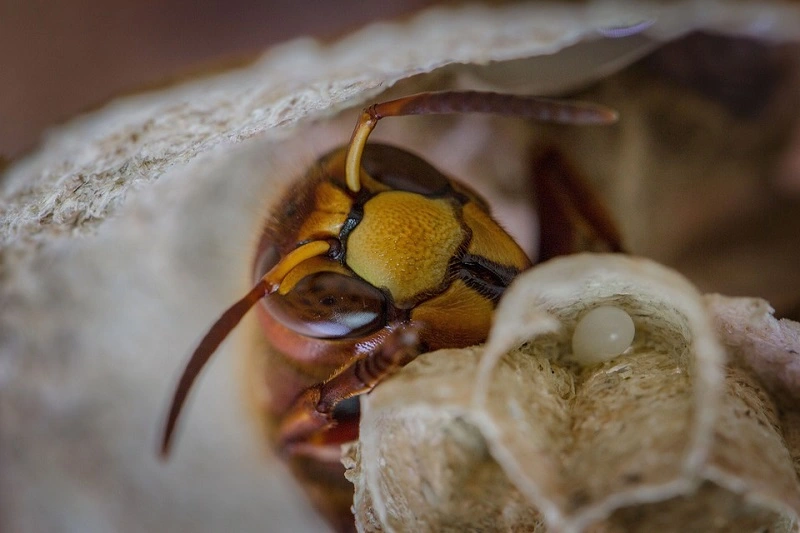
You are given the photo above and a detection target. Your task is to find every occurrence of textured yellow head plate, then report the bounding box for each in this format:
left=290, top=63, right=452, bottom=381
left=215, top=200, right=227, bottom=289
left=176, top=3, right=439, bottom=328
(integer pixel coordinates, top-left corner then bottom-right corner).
left=346, top=191, right=465, bottom=306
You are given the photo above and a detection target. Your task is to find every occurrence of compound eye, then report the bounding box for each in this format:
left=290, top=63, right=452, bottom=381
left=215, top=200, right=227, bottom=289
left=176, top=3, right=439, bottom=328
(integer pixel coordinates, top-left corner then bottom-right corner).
left=361, top=144, right=450, bottom=196
left=265, top=272, right=387, bottom=339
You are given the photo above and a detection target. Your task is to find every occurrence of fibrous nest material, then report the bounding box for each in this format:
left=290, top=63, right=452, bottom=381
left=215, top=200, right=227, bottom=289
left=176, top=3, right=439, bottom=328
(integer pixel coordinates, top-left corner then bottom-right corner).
left=346, top=255, right=800, bottom=532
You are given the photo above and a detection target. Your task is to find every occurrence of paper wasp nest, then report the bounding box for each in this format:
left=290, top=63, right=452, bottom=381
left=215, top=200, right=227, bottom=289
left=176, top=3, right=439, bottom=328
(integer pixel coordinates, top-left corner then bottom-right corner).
left=345, top=255, right=800, bottom=532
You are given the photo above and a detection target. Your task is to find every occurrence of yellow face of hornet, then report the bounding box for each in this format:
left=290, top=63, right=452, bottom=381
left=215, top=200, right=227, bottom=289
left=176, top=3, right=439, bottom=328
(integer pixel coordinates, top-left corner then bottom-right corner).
left=264, top=143, right=531, bottom=351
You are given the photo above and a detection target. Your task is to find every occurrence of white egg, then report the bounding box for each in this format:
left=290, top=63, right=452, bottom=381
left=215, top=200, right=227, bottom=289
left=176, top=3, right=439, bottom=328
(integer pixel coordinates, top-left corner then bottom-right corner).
left=571, top=305, right=635, bottom=364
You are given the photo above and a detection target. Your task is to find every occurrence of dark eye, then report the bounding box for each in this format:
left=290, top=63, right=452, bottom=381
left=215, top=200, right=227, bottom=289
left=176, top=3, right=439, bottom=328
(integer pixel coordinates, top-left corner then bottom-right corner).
left=361, top=143, right=451, bottom=196
left=264, top=272, right=387, bottom=339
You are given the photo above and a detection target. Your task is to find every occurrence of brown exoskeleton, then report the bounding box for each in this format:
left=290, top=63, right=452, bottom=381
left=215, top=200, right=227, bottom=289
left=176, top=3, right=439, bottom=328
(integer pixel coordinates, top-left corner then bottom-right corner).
left=159, top=91, right=622, bottom=530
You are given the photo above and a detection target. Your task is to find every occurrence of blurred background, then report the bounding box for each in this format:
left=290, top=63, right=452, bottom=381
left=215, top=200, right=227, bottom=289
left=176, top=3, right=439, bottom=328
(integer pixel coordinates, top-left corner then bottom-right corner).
left=0, top=0, right=434, bottom=161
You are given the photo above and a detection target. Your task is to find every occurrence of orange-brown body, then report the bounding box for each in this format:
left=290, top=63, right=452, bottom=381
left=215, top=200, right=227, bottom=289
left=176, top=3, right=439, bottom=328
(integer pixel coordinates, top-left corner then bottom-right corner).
left=250, top=144, right=530, bottom=528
